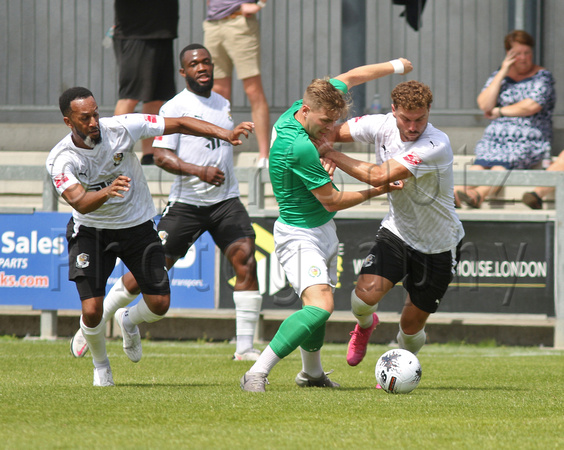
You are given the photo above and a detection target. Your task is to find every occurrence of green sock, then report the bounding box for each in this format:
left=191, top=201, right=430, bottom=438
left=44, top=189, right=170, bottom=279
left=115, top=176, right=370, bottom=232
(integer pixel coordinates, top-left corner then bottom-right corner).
left=300, top=321, right=326, bottom=352
left=269, top=306, right=331, bottom=359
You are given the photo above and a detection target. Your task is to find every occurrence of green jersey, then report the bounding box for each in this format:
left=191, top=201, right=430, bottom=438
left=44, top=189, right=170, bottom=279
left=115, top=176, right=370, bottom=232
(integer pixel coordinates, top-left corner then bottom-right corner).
left=269, top=79, right=348, bottom=229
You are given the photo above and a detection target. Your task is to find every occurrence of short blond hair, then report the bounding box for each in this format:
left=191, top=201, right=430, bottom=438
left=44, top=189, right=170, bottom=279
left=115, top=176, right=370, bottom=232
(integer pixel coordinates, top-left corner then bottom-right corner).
left=303, top=78, right=350, bottom=119
left=391, top=80, right=433, bottom=111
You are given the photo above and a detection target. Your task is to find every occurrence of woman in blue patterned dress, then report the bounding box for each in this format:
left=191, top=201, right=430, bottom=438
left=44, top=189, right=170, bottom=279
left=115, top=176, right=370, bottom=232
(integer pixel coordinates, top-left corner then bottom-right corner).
left=455, top=30, right=556, bottom=208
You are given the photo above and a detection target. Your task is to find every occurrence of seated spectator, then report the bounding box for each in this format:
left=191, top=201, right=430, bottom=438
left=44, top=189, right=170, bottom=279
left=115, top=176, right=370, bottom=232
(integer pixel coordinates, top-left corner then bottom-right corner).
left=522, top=150, right=564, bottom=209
left=455, top=30, right=555, bottom=208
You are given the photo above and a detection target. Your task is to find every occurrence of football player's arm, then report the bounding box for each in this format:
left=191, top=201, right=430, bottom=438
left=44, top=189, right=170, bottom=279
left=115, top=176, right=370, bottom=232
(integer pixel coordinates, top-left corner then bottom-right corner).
left=314, top=123, right=354, bottom=158
left=153, top=147, right=225, bottom=186
left=322, top=150, right=412, bottom=187
left=335, top=58, right=413, bottom=90
left=162, top=117, right=254, bottom=146
left=311, top=180, right=402, bottom=212
left=61, top=175, right=131, bottom=214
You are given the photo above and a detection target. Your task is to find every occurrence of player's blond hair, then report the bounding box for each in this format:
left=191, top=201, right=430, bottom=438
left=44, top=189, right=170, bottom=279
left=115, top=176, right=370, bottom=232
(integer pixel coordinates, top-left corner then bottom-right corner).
left=303, top=78, right=350, bottom=119
left=391, top=80, right=433, bottom=111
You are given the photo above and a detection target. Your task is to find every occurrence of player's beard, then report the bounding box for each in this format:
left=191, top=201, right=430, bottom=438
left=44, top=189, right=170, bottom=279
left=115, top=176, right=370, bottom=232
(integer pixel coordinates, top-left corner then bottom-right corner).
left=188, top=74, right=214, bottom=96
left=76, top=128, right=102, bottom=148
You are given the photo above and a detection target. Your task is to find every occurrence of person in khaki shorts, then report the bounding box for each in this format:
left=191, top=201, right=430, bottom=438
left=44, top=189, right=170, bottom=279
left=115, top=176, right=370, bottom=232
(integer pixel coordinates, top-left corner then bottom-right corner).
left=204, top=0, right=270, bottom=168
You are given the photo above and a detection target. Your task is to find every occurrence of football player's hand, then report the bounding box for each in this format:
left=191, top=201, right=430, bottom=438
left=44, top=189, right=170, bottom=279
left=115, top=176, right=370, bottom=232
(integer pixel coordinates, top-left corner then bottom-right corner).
left=199, top=166, right=225, bottom=186
left=108, top=175, right=131, bottom=198
left=312, top=135, right=336, bottom=156
left=320, top=157, right=337, bottom=181
left=228, top=122, right=255, bottom=146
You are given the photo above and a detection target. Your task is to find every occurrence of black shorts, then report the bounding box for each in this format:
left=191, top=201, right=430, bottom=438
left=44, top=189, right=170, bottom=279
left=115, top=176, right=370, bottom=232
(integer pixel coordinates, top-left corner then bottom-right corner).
left=113, top=38, right=176, bottom=102
left=157, top=198, right=256, bottom=259
left=359, top=227, right=462, bottom=313
left=67, top=219, right=170, bottom=300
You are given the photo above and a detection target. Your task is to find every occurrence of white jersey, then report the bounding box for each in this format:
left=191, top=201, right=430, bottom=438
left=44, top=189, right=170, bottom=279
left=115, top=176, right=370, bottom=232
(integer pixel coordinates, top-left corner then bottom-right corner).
left=46, top=114, right=165, bottom=229
left=348, top=113, right=465, bottom=254
left=153, top=89, right=240, bottom=206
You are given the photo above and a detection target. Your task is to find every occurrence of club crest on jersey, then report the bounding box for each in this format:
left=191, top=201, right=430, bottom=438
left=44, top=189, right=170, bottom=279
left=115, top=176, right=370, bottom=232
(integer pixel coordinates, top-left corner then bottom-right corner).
left=76, top=253, right=90, bottom=269
left=363, top=254, right=375, bottom=268
left=403, top=152, right=422, bottom=166
left=113, top=152, right=124, bottom=166
left=308, top=266, right=321, bottom=278
left=158, top=230, right=168, bottom=245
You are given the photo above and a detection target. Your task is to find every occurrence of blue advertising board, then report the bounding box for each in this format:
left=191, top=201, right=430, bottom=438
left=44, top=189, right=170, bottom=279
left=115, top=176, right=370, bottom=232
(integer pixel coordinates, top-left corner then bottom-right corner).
left=0, top=212, right=215, bottom=310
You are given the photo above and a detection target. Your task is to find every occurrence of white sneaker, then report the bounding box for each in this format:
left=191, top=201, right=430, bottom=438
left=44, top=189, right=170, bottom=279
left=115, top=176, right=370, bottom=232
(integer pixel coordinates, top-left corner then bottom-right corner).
left=115, top=308, right=142, bottom=363
left=295, top=370, right=340, bottom=388
left=240, top=371, right=269, bottom=392
left=257, top=158, right=269, bottom=169
left=70, top=328, right=89, bottom=358
left=232, top=348, right=261, bottom=361
left=93, top=366, right=114, bottom=387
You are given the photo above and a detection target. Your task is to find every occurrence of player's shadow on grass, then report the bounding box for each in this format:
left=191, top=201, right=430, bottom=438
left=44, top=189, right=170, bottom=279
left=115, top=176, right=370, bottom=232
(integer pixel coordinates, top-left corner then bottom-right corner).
left=115, top=382, right=231, bottom=387
left=335, top=385, right=526, bottom=392
left=418, top=386, right=526, bottom=391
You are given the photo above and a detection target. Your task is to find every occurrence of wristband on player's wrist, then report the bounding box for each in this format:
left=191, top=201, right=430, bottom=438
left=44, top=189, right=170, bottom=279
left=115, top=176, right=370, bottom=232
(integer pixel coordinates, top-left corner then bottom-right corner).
left=389, top=59, right=404, bottom=74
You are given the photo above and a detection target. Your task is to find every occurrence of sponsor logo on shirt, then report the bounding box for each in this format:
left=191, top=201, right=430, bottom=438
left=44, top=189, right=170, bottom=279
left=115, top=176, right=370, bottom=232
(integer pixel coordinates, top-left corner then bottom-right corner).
left=54, top=173, right=69, bottom=188
left=154, top=136, right=163, bottom=141
left=144, top=114, right=157, bottom=123
left=403, top=152, right=422, bottom=166
left=205, top=138, right=222, bottom=151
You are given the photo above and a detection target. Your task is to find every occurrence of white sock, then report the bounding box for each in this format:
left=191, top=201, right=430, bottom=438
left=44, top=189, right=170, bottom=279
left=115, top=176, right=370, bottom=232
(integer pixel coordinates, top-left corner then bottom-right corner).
left=127, top=299, right=164, bottom=327
left=351, top=290, right=378, bottom=328
left=233, top=290, right=262, bottom=354
left=236, top=336, right=254, bottom=355
left=248, top=345, right=280, bottom=375
left=397, top=326, right=426, bottom=355
left=102, top=277, right=138, bottom=324
left=300, top=347, right=323, bottom=378
left=80, top=316, right=109, bottom=367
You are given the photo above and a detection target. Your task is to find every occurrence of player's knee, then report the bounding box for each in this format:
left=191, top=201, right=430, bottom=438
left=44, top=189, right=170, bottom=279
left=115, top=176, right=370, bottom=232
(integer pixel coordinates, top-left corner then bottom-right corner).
left=355, top=275, right=389, bottom=305
left=147, top=295, right=170, bottom=316
left=123, top=272, right=141, bottom=295
left=234, top=269, right=259, bottom=291
left=81, top=306, right=103, bottom=327
left=354, top=286, right=381, bottom=306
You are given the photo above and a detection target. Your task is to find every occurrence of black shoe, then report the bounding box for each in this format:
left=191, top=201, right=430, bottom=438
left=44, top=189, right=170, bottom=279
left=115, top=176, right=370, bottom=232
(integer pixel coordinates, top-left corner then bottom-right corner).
left=522, top=192, right=543, bottom=210
left=140, top=154, right=154, bottom=165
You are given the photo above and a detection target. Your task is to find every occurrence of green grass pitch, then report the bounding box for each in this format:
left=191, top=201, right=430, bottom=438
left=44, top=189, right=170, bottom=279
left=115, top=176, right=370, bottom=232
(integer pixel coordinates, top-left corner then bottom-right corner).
left=0, top=337, right=562, bottom=449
